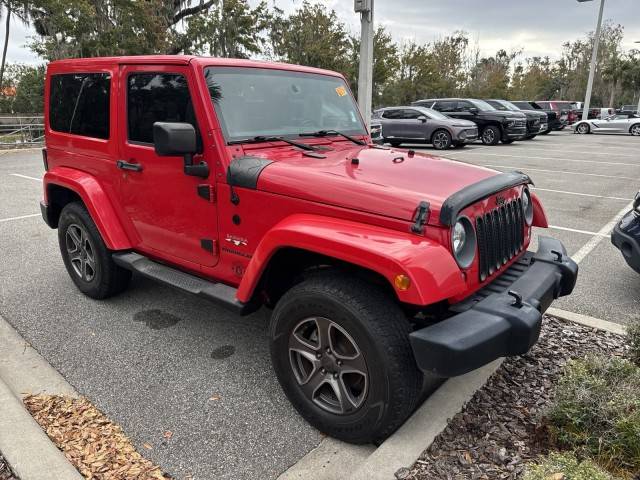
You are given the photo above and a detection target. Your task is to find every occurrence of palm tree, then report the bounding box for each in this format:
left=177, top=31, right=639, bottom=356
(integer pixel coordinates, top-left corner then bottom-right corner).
left=0, top=0, right=31, bottom=89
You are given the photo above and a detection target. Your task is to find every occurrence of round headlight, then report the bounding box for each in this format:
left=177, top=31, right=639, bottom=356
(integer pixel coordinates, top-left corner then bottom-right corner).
left=451, top=217, right=476, bottom=269
left=522, top=187, right=533, bottom=226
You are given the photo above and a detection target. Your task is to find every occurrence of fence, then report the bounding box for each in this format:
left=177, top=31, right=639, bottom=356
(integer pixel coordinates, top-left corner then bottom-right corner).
left=0, top=116, right=44, bottom=149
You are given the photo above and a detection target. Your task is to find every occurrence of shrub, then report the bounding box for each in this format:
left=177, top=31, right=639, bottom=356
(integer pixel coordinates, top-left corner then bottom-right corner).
left=628, top=321, right=640, bottom=366
left=546, top=355, right=640, bottom=475
left=523, top=452, right=618, bottom=480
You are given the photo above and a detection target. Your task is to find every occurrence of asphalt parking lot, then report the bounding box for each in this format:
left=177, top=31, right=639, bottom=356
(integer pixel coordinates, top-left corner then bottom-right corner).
left=0, top=131, right=638, bottom=479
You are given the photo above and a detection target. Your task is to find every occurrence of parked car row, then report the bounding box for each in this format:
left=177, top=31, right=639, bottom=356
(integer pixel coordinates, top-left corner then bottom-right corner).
left=371, top=97, right=564, bottom=149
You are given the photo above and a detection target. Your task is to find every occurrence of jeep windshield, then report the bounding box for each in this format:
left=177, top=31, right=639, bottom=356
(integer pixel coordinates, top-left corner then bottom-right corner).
left=203, top=67, right=367, bottom=144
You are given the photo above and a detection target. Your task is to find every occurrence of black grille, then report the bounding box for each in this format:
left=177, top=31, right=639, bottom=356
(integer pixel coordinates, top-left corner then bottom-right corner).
left=475, top=199, right=525, bottom=281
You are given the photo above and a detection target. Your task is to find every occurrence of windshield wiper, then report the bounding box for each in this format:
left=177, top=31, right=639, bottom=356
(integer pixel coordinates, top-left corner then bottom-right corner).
left=228, top=136, right=317, bottom=151
left=299, top=129, right=366, bottom=146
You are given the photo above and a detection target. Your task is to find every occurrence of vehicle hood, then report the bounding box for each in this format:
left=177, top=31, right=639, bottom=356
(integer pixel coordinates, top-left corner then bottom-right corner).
left=440, top=118, right=477, bottom=128
left=521, top=110, right=547, bottom=121
left=479, top=110, right=526, bottom=118
left=254, top=144, right=499, bottom=225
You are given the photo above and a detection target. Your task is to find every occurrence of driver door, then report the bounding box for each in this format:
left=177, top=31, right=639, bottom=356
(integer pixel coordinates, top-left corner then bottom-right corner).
left=115, top=64, right=219, bottom=268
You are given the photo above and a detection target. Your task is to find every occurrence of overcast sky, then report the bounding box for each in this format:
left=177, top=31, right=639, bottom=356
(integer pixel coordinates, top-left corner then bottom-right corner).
left=6, top=0, right=640, bottom=65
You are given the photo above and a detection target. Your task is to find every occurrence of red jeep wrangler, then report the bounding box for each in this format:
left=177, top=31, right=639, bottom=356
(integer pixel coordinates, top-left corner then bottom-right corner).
left=41, top=56, right=578, bottom=444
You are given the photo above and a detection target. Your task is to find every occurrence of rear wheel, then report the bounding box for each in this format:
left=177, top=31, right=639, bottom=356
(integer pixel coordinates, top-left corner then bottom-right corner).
left=481, top=125, right=501, bottom=145
left=576, top=122, right=590, bottom=134
left=58, top=202, right=131, bottom=299
left=269, top=272, right=422, bottom=444
left=431, top=129, right=452, bottom=150
left=630, top=124, right=640, bottom=136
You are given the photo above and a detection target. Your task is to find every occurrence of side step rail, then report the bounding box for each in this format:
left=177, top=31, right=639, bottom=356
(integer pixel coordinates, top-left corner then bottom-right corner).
left=112, top=252, right=251, bottom=315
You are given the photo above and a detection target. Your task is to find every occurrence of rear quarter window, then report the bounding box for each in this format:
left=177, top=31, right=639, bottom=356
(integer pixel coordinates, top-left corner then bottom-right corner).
left=49, top=73, right=110, bottom=139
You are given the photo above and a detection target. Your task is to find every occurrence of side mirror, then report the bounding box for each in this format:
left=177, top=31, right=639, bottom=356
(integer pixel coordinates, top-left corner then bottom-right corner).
left=153, top=122, right=208, bottom=178
left=469, top=107, right=479, bottom=114
left=417, top=115, right=427, bottom=123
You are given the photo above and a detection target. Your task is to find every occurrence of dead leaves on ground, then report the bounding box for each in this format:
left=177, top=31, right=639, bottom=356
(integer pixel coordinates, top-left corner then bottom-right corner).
left=23, top=394, right=170, bottom=480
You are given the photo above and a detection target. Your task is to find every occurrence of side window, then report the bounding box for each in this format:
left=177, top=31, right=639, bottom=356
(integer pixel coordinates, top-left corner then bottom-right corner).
left=49, top=73, right=110, bottom=140
left=537, top=102, right=550, bottom=109
left=402, top=109, right=422, bottom=119
left=127, top=73, right=199, bottom=145
left=434, top=101, right=456, bottom=112
left=382, top=109, right=400, bottom=119
left=457, top=101, right=474, bottom=112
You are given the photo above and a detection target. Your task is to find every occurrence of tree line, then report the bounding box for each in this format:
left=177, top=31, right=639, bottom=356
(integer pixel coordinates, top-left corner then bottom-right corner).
left=0, top=0, right=639, bottom=114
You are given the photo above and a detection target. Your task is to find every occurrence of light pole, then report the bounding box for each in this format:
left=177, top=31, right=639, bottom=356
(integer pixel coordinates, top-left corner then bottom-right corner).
left=636, top=41, right=640, bottom=114
left=578, top=0, right=605, bottom=121
left=355, top=0, right=374, bottom=129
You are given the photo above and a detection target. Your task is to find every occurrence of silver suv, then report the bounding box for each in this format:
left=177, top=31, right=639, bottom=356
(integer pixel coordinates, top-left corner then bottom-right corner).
left=373, top=106, right=478, bottom=150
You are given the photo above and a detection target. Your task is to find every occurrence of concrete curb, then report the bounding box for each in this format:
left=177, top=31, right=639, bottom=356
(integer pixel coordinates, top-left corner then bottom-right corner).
left=0, top=379, right=83, bottom=480
left=547, top=307, right=627, bottom=335
left=351, top=359, right=503, bottom=480
left=277, top=437, right=375, bottom=480
left=0, top=315, right=78, bottom=397
left=0, top=314, right=82, bottom=479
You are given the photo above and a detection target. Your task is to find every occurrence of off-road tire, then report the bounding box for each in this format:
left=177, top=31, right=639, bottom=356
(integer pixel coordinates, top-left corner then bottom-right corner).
left=481, top=125, right=501, bottom=145
left=629, top=123, right=640, bottom=136
left=431, top=129, right=452, bottom=150
left=58, top=202, right=131, bottom=299
left=576, top=122, right=590, bottom=134
left=269, top=272, right=422, bottom=444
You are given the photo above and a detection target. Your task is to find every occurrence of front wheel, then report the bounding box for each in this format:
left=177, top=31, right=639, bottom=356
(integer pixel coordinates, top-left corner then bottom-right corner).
left=431, top=129, right=452, bottom=150
left=58, top=202, right=131, bottom=299
left=576, top=122, right=590, bottom=134
left=630, top=124, right=640, bottom=136
left=481, top=125, right=501, bottom=145
left=269, top=272, right=422, bottom=444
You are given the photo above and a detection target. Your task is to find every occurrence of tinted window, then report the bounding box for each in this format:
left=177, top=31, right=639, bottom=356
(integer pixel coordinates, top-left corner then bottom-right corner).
left=433, top=101, right=457, bottom=112
left=536, top=102, right=551, bottom=109
left=457, top=101, right=475, bottom=112
left=402, top=109, right=422, bottom=119
left=49, top=73, right=110, bottom=139
left=128, top=73, right=199, bottom=144
left=382, top=109, right=402, bottom=119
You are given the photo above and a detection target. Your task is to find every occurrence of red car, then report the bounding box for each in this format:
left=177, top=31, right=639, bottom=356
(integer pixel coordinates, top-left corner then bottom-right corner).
left=535, top=101, right=578, bottom=125
left=40, top=56, right=578, bottom=444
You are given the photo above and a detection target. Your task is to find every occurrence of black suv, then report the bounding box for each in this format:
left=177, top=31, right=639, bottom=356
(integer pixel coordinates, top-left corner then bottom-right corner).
left=486, top=99, right=547, bottom=140
left=611, top=192, right=640, bottom=274
left=511, top=101, right=564, bottom=134
left=412, top=98, right=527, bottom=145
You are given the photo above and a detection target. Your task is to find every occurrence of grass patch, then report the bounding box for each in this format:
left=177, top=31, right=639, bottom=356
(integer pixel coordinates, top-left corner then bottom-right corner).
left=628, top=321, right=640, bottom=367
left=545, top=355, right=640, bottom=477
left=523, top=451, right=619, bottom=480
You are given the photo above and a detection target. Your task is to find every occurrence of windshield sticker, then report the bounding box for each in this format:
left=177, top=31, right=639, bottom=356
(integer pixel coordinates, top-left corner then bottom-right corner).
left=335, top=86, right=347, bottom=97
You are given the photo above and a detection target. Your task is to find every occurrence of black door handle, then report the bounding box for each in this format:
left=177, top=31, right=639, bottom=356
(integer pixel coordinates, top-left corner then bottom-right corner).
left=116, top=160, right=143, bottom=172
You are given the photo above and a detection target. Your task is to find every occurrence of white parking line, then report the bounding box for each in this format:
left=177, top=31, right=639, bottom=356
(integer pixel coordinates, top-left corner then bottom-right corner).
left=572, top=200, right=634, bottom=264
left=10, top=173, right=42, bottom=182
left=515, top=147, right=638, bottom=158
left=450, top=151, right=639, bottom=167
left=532, top=187, right=632, bottom=201
left=0, top=213, right=40, bottom=223
left=547, top=225, right=607, bottom=237
left=484, top=164, right=636, bottom=180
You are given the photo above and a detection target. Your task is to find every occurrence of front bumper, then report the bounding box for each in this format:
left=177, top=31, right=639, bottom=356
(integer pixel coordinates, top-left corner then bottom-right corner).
left=456, top=128, right=478, bottom=143
left=611, top=210, right=640, bottom=273
left=504, top=125, right=527, bottom=139
left=409, top=237, right=578, bottom=377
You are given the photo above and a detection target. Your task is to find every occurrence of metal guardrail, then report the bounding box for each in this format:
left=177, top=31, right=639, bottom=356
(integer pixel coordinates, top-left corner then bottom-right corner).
left=0, top=116, right=44, bottom=148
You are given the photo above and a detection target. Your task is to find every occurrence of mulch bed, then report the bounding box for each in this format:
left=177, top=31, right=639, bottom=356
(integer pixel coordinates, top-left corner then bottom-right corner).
left=23, top=395, right=170, bottom=480
left=399, top=316, right=628, bottom=480
left=0, top=453, right=18, bottom=480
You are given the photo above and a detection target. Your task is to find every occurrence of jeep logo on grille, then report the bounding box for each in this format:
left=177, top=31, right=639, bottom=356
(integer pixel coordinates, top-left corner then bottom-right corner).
left=495, top=195, right=507, bottom=206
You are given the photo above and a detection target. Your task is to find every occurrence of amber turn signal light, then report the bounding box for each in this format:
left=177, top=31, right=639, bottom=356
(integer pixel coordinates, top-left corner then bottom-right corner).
left=394, top=274, right=411, bottom=291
